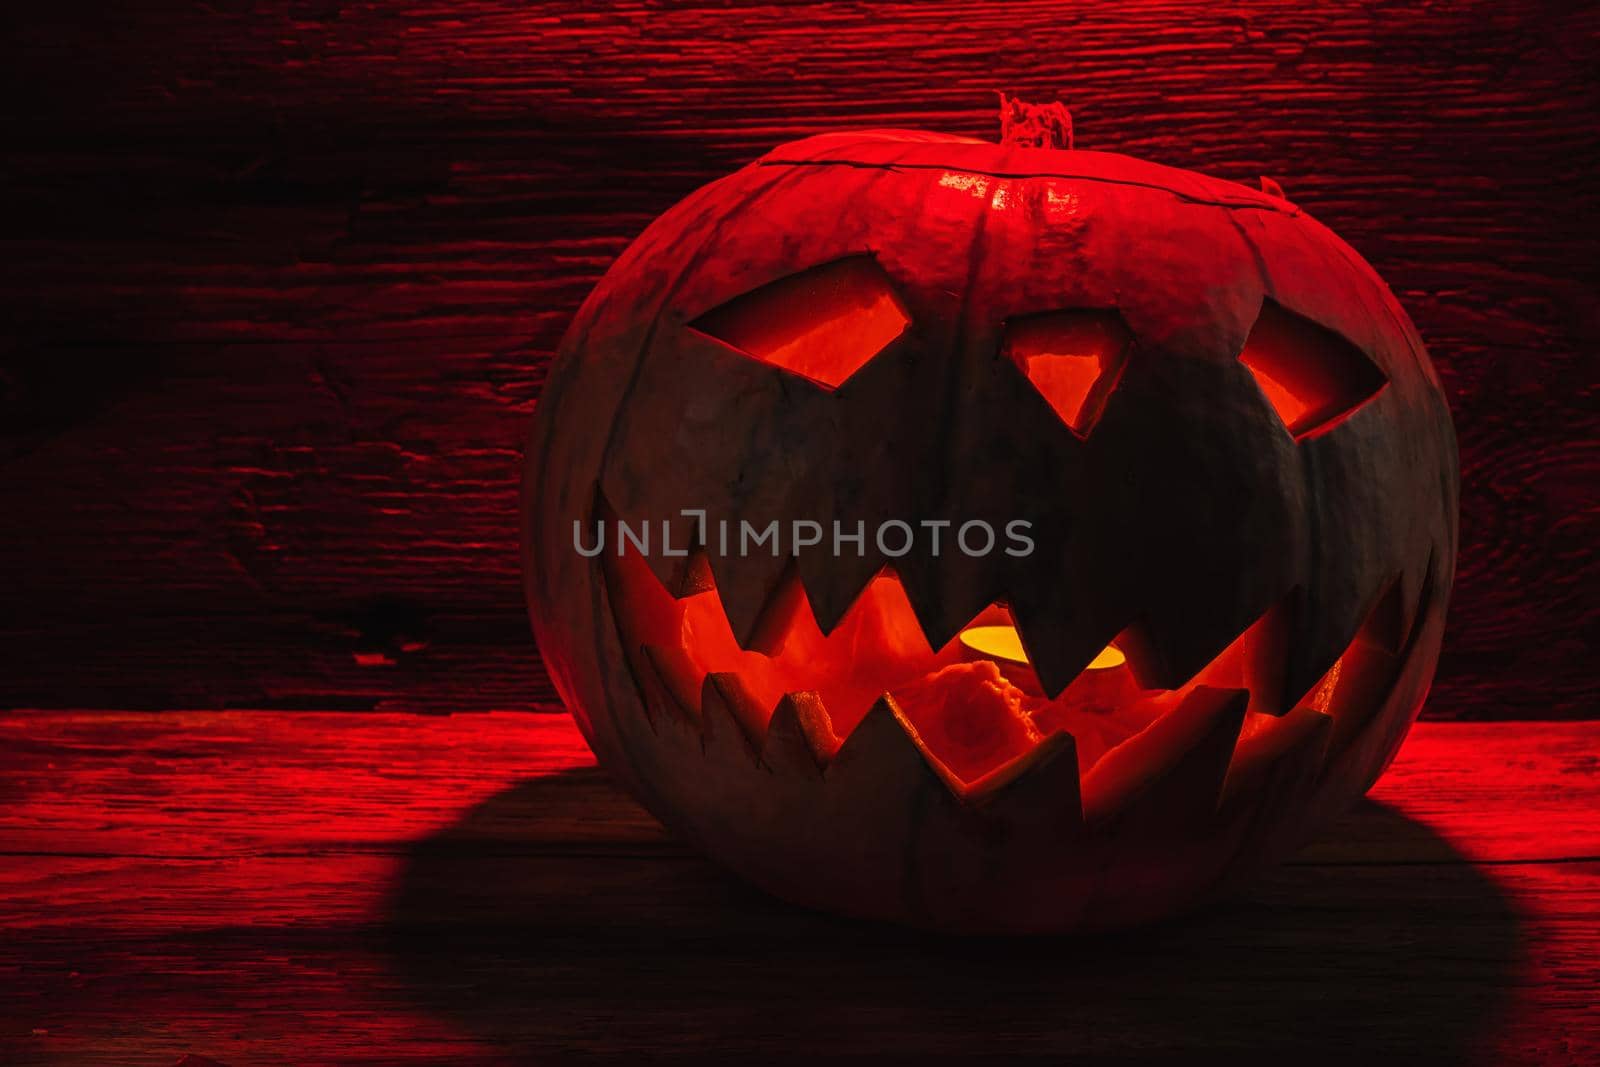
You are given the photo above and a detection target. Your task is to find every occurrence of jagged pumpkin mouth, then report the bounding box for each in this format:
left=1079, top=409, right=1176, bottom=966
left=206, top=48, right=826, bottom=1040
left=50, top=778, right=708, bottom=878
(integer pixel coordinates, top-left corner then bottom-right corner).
left=603, top=528, right=1425, bottom=798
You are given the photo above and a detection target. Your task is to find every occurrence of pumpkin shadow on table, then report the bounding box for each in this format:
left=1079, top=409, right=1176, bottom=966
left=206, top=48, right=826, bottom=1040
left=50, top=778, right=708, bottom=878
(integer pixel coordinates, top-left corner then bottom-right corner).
left=382, top=768, right=1523, bottom=1059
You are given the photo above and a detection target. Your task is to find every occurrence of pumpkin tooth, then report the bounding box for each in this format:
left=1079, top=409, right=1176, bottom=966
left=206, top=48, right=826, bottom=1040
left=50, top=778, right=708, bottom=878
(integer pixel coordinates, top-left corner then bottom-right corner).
left=1076, top=687, right=1251, bottom=929
left=699, top=671, right=766, bottom=761
left=1237, top=595, right=1297, bottom=716
left=595, top=495, right=705, bottom=600
left=1117, top=605, right=1274, bottom=694
left=654, top=512, right=714, bottom=597
left=798, top=546, right=896, bottom=638
left=800, top=546, right=1001, bottom=654
left=1274, top=573, right=1407, bottom=729
left=1285, top=561, right=1434, bottom=754
left=966, top=730, right=1084, bottom=833
left=1280, top=605, right=1382, bottom=716
left=707, top=542, right=799, bottom=653
left=760, top=692, right=841, bottom=778
left=1274, top=561, right=1427, bottom=715
left=1112, top=592, right=1299, bottom=712
left=824, top=694, right=948, bottom=796
left=1320, top=641, right=1405, bottom=754
left=1218, top=707, right=1334, bottom=822
left=739, top=558, right=809, bottom=655
left=902, top=567, right=1010, bottom=658
left=1212, top=708, right=1334, bottom=895
left=1008, top=595, right=1130, bottom=699
left=671, top=548, right=718, bottom=599
left=1080, top=685, right=1249, bottom=831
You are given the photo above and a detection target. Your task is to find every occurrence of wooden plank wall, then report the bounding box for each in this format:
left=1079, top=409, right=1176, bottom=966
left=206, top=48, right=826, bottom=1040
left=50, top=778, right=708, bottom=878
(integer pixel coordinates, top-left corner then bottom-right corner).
left=1, top=1, right=1595, bottom=715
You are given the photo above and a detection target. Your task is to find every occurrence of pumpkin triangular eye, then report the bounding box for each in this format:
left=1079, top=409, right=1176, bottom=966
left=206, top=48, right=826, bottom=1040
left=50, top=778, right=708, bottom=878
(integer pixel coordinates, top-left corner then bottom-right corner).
left=1239, top=301, right=1388, bottom=440
left=1003, top=310, right=1131, bottom=437
left=689, top=255, right=910, bottom=390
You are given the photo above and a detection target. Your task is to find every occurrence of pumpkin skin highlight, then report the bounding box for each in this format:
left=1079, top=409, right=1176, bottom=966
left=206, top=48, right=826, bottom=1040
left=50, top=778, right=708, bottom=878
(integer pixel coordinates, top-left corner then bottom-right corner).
left=522, top=128, right=1459, bottom=933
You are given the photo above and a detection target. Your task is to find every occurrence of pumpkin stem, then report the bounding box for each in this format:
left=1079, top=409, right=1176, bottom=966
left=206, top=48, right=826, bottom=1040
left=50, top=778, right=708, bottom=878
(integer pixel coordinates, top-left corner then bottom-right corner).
left=996, top=92, right=1074, bottom=150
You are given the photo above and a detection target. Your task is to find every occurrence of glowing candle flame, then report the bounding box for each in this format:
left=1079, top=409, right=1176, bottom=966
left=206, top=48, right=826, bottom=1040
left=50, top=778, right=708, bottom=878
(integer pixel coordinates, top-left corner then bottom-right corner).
left=959, top=625, right=1126, bottom=671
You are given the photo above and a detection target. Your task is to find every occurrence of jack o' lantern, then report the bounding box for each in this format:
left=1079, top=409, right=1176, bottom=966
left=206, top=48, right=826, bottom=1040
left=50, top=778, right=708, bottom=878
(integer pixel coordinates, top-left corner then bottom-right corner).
left=522, top=100, right=1458, bottom=932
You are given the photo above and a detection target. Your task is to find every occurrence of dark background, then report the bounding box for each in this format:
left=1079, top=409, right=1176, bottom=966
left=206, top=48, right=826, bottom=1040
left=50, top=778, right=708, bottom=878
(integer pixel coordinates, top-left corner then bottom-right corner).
left=1, top=1, right=1595, bottom=718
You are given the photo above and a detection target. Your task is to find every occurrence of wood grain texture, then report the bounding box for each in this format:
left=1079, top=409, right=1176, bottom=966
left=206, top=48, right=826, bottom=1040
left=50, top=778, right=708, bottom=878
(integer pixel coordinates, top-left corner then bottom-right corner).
left=0, top=711, right=1596, bottom=1063
left=1, top=1, right=1596, bottom=716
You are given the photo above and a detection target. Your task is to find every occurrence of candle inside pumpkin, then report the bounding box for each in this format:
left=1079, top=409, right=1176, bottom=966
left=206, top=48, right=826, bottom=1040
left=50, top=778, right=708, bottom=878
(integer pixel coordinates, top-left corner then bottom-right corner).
left=959, top=624, right=1124, bottom=672
left=955, top=622, right=1126, bottom=713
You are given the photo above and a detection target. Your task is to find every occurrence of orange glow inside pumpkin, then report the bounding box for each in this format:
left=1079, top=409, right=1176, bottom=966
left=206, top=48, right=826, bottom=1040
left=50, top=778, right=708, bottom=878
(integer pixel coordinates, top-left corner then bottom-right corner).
left=605, top=539, right=1417, bottom=793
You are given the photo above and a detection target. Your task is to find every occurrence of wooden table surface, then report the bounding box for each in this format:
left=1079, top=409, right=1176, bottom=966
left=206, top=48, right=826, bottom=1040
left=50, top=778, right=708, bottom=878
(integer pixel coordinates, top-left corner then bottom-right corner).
left=1, top=712, right=1596, bottom=1064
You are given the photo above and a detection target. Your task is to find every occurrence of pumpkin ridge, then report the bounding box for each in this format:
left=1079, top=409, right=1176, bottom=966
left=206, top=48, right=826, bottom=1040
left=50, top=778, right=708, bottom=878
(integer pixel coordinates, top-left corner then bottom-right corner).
left=756, top=156, right=1299, bottom=215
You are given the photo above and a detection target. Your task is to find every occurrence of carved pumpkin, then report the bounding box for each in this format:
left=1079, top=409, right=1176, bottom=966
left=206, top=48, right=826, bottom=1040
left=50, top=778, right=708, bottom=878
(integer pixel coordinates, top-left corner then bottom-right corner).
left=523, top=104, right=1458, bottom=932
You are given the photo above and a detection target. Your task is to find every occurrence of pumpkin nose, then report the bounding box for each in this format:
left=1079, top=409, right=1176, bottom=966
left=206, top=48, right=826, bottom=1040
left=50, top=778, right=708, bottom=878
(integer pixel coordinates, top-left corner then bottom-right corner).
left=1002, top=310, right=1132, bottom=438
